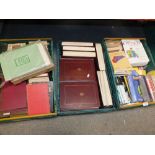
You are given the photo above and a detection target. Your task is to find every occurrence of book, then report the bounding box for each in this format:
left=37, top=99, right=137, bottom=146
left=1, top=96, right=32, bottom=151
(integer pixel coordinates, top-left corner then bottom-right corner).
left=7, top=43, right=26, bottom=51
left=109, top=51, right=132, bottom=74
left=95, top=43, right=106, bottom=70
left=97, top=71, right=113, bottom=106
left=127, top=71, right=144, bottom=102
left=26, top=83, right=51, bottom=115
left=60, top=82, right=100, bottom=111
left=63, top=51, right=96, bottom=57
left=63, top=46, right=95, bottom=51
left=28, top=76, right=49, bottom=84
left=122, top=40, right=149, bottom=66
left=60, top=58, right=97, bottom=82
left=107, top=46, right=123, bottom=52
left=139, top=76, right=152, bottom=102
left=0, top=42, right=54, bottom=84
left=0, top=81, right=27, bottom=117
left=62, top=42, right=94, bottom=46
left=145, top=75, right=155, bottom=101
left=116, top=76, right=131, bottom=104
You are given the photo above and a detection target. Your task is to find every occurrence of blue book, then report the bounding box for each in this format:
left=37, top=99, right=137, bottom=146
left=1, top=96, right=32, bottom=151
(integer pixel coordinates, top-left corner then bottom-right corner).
left=127, top=71, right=144, bottom=102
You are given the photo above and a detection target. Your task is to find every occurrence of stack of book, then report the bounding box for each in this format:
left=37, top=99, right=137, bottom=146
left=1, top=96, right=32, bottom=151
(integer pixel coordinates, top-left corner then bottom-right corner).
left=96, top=43, right=113, bottom=107
left=0, top=41, right=54, bottom=118
left=106, top=39, right=154, bottom=105
left=62, top=42, right=96, bottom=57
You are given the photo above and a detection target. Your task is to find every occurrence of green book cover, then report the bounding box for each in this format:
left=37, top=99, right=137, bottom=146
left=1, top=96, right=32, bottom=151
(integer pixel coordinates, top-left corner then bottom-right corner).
left=0, top=43, right=51, bottom=81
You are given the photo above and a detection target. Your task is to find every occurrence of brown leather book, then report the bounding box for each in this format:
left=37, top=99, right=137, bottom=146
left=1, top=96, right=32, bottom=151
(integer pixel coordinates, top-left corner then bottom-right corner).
left=60, top=58, right=97, bottom=82
left=60, top=82, right=100, bottom=111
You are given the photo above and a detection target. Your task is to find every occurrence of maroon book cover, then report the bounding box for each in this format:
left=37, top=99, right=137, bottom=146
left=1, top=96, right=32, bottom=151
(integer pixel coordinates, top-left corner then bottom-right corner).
left=60, top=58, right=97, bottom=82
left=60, top=82, right=100, bottom=111
left=0, top=82, right=27, bottom=115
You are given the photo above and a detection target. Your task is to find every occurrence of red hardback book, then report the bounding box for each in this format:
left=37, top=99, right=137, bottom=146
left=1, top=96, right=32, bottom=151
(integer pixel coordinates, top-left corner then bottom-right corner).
left=26, top=83, right=50, bottom=115
left=60, top=82, right=100, bottom=111
left=60, top=58, right=96, bottom=82
left=0, top=82, right=27, bottom=116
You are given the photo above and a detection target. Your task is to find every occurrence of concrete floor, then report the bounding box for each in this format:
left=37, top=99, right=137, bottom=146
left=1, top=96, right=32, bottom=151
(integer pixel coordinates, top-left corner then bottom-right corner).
left=0, top=106, right=155, bottom=135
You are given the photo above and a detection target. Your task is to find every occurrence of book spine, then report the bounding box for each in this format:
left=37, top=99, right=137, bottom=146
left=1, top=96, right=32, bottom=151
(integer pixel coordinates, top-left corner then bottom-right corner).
left=145, top=76, right=155, bottom=101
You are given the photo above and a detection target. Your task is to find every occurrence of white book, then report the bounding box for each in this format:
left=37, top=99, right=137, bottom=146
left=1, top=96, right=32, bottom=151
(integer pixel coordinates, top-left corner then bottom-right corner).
left=97, top=71, right=113, bottom=106
left=63, top=46, right=95, bottom=51
left=95, top=43, right=105, bottom=70
left=122, top=40, right=149, bottom=66
left=63, top=51, right=96, bottom=57
left=62, top=42, right=94, bottom=47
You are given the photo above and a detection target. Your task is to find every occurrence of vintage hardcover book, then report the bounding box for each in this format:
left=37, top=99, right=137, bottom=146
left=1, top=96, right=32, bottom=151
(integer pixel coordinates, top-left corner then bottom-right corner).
left=109, top=51, right=132, bottom=74
left=121, top=40, right=149, bottom=66
left=7, top=43, right=26, bottom=51
left=0, top=81, right=27, bottom=117
left=63, top=46, right=95, bottom=52
left=60, top=58, right=97, bottom=82
left=63, top=51, right=96, bottom=57
left=62, top=42, right=94, bottom=47
left=0, top=42, right=54, bottom=84
left=145, top=75, right=155, bottom=101
left=95, top=43, right=105, bottom=70
left=26, top=83, right=51, bottom=115
left=97, top=71, right=113, bottom=106
left=60, top=82, right=100, bottom=111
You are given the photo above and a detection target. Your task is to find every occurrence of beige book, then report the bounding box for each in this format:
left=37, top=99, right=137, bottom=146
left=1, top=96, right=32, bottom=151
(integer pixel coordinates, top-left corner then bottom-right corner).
left=97, top=71, right=113, bottom=106
left=95, top=43, right=105, bottom=70
left=107, top=46, right=123, bottom=52
left=63, top=51, right=96, bottom=57
left=7, top=43, right=26, bottom=51
left=36, top=73, right=48, bottom=77
left=63, top=46, right=95, bottom=51
left=62, top=42, right=93, bottom=47
left=28, top=76, right=50, bottom=84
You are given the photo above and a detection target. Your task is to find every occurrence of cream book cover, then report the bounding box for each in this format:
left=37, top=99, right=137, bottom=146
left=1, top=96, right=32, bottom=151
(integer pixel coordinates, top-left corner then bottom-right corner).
left=122, top=40, right=149, bottom=66
left=109, top=51, right=132, bottom=74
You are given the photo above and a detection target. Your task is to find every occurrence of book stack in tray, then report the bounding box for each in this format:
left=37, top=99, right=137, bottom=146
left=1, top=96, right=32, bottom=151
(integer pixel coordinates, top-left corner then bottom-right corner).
left=0, top=41, right=54, bottom=118
left=60, top=41, right=113, bottom=112
left=105, top=38, right=155, bottom=107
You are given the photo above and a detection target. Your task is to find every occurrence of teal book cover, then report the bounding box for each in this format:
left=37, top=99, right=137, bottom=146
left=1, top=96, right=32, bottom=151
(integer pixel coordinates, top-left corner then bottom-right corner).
left=0, top=42, right=53, bottom=82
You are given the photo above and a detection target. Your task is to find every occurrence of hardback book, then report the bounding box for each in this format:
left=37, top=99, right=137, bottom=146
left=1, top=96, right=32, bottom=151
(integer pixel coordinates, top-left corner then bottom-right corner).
left=107, top=46, right=123, bottom=52
left=62, top=42, right=94, bottom=47
left=97, top=71, right=113, bottom=106
left=95, top=43, right=105, bottom=70
left=60, top=82, right=100, bottom=111
left=26, top=83, right=51, bottom=115
left=0, top=81, right=27, bottom=117
left=63, top=51, right=96, bottom=57
left=139, top=76, right=152, bottom=102
left=7, top=43, right=26, bottom=51
left=109, top=51, right=133, bottom=74
left=0, top=42, right=54, bottom=84
left=60, top=58, right=97, bottom=82
left=28, top=76, right=49, bottom=84
left=121, top=40, right=149, bottom=66
left=145, top=75, right=155, bottom=101
left=63, top=46, right=95, bottom=52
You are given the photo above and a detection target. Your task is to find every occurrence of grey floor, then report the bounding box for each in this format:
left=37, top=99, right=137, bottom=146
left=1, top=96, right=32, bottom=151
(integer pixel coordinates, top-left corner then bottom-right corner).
left=0, top=106, right=155, bottom=135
